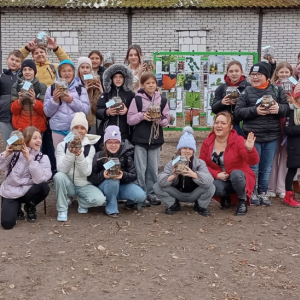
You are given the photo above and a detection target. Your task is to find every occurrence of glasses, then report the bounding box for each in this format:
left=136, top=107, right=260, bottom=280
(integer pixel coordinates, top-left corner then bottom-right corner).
left=106, top=141, right=120, bottom=146
left=250, top=73, right=263, bottom=78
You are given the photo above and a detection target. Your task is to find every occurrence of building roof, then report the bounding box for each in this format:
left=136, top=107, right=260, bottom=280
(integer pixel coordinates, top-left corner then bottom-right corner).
left=0, top=0, right=300, bottom=9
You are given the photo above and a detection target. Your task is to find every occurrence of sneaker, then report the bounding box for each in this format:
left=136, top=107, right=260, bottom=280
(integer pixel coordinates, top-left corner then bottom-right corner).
left=124, top=202, right=136, bottom=210
left=279, top=193, right=286, bottom=199
left=107, top=213, right=119, bottom=218
left=78, top=206, right=88, bottom=213
left=165, top=199, right=180, bottom=215
left=259, top=193, right=271, bottom=206
left=250, top=191, right=260, bottom=206
left=267, top=191, right=276, bottom=198
left=147, top=195, right=161, bottom=206
left=24, top=202, right=37, bottom=223
left=57, top=211, right=68, bottom=222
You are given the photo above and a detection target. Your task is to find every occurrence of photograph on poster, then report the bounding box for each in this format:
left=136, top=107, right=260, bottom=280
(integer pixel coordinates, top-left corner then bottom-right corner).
left=156, top=74, right=163, bottom=87
left=162, top=74, right=177, bottom=90
left=177, top=58, right=185, bottom=73
left=169, top=98, right=177, bottom=110
left=162, top=55, right=177, bottom=73
left=176, top=100, right=183, bottom=113
left=177, top=74, right=200, bottom=91
left=185, top=108, right=200, bottom=127
left=230, top=56, right=249, bottom=73
left=208, top=74, right=224, bottom=89
left=169, top=109, right=177, bottom=126
left=209, top=56, right=225, bottom=74
left=185, top=92, right=201, bottom=109
left=185, top=56, right=201, bottom=73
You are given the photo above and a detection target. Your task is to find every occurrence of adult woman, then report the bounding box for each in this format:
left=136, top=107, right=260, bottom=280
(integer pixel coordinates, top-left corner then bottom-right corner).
left=200, top=112, right=259, bottom=215
left=43, top=60, right=90, bottom=150
left=235, top=62, right=289, bottom=206
left=212, top=61, right=251, bottom=135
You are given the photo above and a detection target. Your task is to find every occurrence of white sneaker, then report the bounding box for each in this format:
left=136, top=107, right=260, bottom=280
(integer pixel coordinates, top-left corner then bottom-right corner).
left=78, top=206, right=88, bottom=213
left=267, top=191, right=276, bottom=198
left=279, top=193, right=286, bottom=199
left=57, top=211, right=68, bottom=222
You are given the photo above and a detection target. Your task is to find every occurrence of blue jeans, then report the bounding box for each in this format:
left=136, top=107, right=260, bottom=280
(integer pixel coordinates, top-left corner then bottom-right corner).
left=99, top=179, right=146, bottom=214
left=251, top=139, right=278, bottom=194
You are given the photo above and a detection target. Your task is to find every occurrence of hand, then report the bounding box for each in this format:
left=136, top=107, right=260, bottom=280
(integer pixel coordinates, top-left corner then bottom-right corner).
left=53, top=89, right=61, bottom=103
left=68, top=147, right=77, bottom=154
left=106, top=107, right=117, bottom=116
left=28, top=89, right=36, bottom=104
left=222, top=95, right=231, bottom=105
left=143, top=112, right=152, bottom=121
left=119, top=105, right=128, bottom=115
left=113, top=171, right=123, bottom=180
left=245, top=132, right=256, bottom=151
left=257, top=105, right=268, bottom=115
left=181, top=167, right=198, bottom=179
left=22, top=144, right=31, bottom=161
left=269, top=101, right=279, bottom=114
left=217, top=172, right=229, bottom=181
left=104, top=170, right=110, bottom=179
left=85, top=81, right=94, bottom=91
left=18, top=92, right=24, bottom=105
left=94, top=81, right=103, bottom=93
left=75, top=149, right=82, bottom=156
left=61, top=93, right=73, bottom=103
left=4, top=145, right=13, bottom=158
left=266, top=55, right=275, bottom=64
left=287, top=95, right=294, bottom=104
left=136, top=63, right=147, bottom=77
left=26, top=40, right=37, bottom=51
left=46, top=36, right=57, bottom=50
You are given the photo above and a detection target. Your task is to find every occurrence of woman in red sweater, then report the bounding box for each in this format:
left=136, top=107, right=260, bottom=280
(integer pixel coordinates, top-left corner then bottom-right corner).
left=200, top=111, right=259, bottom=215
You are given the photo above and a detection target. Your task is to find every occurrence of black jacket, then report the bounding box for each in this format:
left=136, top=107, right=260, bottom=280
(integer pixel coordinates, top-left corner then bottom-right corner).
left=0, top=69, right=19, bottom=121
left=97, top=65, right=106, bottom=86
left=234, top=83, right=289, bottom=143
left=88, top=139, right=137, bottom=186
left=284, top=107, right=300, bottom=168
left=212, top=79, right=251, bottom=124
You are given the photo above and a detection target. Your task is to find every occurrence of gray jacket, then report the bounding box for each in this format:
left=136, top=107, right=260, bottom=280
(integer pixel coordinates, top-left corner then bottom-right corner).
left=157, top=156, right=214, bottom=189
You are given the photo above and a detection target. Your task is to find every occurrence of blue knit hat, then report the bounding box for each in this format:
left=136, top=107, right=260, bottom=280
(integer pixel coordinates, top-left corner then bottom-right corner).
left=177, top=126, right=196, bottom=153
left=58, top=59, right=75, bottom=69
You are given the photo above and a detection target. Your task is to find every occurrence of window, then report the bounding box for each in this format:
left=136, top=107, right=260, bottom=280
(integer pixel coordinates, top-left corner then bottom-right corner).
left=50, top=31, right=79, bottom=53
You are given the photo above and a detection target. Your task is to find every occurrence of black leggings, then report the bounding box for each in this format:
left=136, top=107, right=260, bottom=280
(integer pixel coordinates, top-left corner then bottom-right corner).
left=1, top=182, right=50, bottom=230
left=285, top=168, right=297, bottom=192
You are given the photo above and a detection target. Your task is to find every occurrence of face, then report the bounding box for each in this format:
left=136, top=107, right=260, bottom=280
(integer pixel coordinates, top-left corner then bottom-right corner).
left=180, top=147, right=194, bottom=159
left=128, top=49, right=140, bottom=65
left=227, top=64, right=243, bottom=83
left=7, top=55, right=22, bottom=72
left=22, top=67, right=35, bottom=80
left=72, top=125, right=87, bottom=138
left=32, top=48, right=47, bottom=64
left=277, top=67, right=291, bottom=80
left=141, top=78, right=157, bottom=95
left=250, top=72, right=267, bottom=87
left=59, top=65, right=75, bottom=84
left=89, top=53, right=102, bottom=70
left=106, top=140, right=121, bottom=154
left=213, top=115, right=233, bottom=137
left=28, top=131, right=42, bottom=151
left=79, top=63, right=92, bottom=78
left=113, top=74, right=124, bottom=87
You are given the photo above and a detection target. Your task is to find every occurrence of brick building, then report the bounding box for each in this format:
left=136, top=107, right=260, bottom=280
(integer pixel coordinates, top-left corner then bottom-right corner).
left=0, top=0, right=299, bottom=68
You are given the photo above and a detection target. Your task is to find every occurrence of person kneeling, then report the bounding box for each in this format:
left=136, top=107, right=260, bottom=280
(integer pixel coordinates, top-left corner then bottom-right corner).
left=154, top=127, right=215, bottom=216
left=88, top=126, right=146, bottom=218
left=1, top=126, right=51, bottom=229
left=54, top=112, right=106, bottom=222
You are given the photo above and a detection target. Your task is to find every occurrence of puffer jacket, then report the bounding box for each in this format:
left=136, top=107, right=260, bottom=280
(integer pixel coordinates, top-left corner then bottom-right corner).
left=0, top=148, right=52, bottom=199
left=88, top=139, right=137, bottom=186
left=20, top=46, right=70, bottom=87
left=43, top=77, right=90, bottom=131
left=157, top=156, right=214, bottom=190
left=56, top=134, right=100, bottom=186
left=234, top=82, right=289, bottom=143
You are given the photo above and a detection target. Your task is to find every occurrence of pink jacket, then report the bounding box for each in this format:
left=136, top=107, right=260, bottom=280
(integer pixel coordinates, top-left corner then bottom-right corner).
left=127, top=90, right=170, bottom=127
left=0, top=149, right=52, bottom=199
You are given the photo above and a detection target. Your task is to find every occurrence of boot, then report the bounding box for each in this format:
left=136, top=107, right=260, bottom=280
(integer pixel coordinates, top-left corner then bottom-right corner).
left=293, top=181, right=300, bottom=194
left=24, top=202, right=37, bottom=223
left=165, top=199, right=180, bottom=215
left=283, top=191, right=300, bottom=207
left=220, top=196, right=230, bottom=209
left=236, top=199, right=247, bottom=215
left=17, top=207, right=25, bottom=220
left=193, top=201, right=210, bottom=216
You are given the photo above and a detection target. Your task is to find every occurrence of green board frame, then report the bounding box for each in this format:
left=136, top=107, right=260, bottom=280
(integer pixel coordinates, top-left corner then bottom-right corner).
left=153, top=51, right=258, bottom=131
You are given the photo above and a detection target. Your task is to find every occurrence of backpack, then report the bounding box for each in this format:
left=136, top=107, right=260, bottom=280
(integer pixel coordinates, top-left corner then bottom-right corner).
left=135, top=95, right=168, bottom=113
left=49, top=64, right=56, bottom=77
left=64, top=143, right=91, bottom=157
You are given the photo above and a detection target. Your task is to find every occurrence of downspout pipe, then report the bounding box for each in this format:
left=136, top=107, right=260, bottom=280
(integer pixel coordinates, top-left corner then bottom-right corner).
left=257, top=8, right=263, bottom=62
left=127, top=8, right=133, bottom=47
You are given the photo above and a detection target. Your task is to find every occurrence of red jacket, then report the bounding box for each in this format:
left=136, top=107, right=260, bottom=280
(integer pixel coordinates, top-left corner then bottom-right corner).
left=199, top=130, right=259, bottom=205
left=11, top=99, right=47, bottom=132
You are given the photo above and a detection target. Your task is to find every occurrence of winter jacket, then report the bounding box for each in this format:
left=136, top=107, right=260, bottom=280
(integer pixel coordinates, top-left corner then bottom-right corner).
left=157, top=156, right=214, bottom=191
left=56, top=134, right=100, bottom=186
left=0, top=149, right=52, bottom=199
left=127, top=89, right=170, bottom=148
left=20, top=46, right=70, bottom=87
left=200, top=130, right=259, bottom=205
left=43, top=77, right=90, bottom=131
left=88, top=139, right=136, bottom=186
left=97, top=64, right=135, bottom=142
left=0, top=69, right=19, bottom=122
left=212, top=79, right=251, bottom=124
left=97, top=65, right=106, bottom=86
left=234, top=82, right=289, bottom=143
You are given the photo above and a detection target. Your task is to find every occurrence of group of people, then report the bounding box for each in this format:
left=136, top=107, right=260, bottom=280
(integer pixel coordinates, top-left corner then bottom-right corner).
left=0, top=36, right=299, bottom=230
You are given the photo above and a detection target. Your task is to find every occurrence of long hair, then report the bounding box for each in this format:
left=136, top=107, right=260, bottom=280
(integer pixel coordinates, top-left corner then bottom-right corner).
left=23, top=126, right=41, bottom=146
left=226, top=61, right=243, bottom=73
left=271, top=62, right=293, bottom=84
left=88, top=50, right=103, bottom=64
left=124, top=45, right=142, bottom=65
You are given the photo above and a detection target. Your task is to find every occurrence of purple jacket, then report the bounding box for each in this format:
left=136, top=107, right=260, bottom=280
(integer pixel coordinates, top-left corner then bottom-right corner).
left=0, top=149, right=52, bottom=199
left=43, top=77, right=90, bottom=131
left=127, top=90, right=170, bottom=127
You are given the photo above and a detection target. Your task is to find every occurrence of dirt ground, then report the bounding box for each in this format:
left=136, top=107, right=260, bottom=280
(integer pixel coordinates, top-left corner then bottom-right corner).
left=1, top=130, right=300, bottom=300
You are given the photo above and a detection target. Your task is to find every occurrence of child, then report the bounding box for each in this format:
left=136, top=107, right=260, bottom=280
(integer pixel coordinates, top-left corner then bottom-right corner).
left=127, top=71, right=170, bottom=206
left=0, top=50, right=24, bottom=145
left=0, top=126, right=51, bottom=229
left=154, top=127, right=215, bottom=215
left=54, top=112, right=106, bottom=222
left=88, top=50, right=106, bottom=85
left=212, top=61, right=251, bottom=135
left=88, top=126, right=146, bottom=217
left=43, top=60, right=90, bottom=150
left=97, top=64, right=135, bottom=144
left=11, top=59, right=47, bottom=132
left=77, top=57, right=103, bottom=130
left=268, top=62, right=300, bottom=198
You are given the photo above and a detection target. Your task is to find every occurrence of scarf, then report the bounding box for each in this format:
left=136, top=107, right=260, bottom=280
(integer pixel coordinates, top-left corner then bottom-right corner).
left=254, top=80, right=270, bottom=90
left=224, top=75, right=246, bottom=87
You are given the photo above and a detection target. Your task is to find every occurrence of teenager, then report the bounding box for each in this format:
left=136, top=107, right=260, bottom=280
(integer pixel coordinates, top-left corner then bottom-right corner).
left=88, top=50, right=106, bottom=85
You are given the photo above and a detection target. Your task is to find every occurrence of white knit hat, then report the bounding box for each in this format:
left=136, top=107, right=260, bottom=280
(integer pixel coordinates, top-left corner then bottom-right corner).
left=70, top=112, right=88, bottom=131
left=76, top=57, right=92, bottom=70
